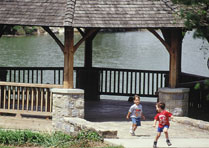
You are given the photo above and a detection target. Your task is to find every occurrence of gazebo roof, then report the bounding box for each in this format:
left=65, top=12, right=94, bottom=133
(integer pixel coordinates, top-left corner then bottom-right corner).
left=0, top=0, right=184, bottom=28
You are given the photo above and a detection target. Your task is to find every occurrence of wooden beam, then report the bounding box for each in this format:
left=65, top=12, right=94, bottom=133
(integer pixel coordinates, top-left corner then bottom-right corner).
left=150, top=28, right=183, bottom=88
left=161, top=29, right=171, bottom=47
left=0, top=25, right=4, bottom=38
left=84, top=28, right=99, bottom=69
left=169, top=29, right=182, bottom=88
left=148, top=28, right=171, bottom=54
left=0, top=81, right=62, bottom=88
left=76, top=28, right=85, bottom=37
left=42, top=26, right=64, bottom=53
left=63, top=27, right=74, bottom=88
left=73, top=29, right=99, bottom=53
left=0, top=25, right=10, bottom=38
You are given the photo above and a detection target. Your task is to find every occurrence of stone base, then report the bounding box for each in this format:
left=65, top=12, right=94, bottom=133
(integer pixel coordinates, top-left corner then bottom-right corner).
left=158, top=87, right=190, bottom=116
left=51, top=88, right=84, bottom=133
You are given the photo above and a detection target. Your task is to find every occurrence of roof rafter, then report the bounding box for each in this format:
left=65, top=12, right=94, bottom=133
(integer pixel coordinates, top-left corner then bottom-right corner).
left=73, top=28, right=99, bottom=53
left=42, top=26, right=64, bottom=53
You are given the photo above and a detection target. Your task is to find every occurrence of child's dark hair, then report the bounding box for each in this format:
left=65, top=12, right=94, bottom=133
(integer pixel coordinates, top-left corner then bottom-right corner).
left=157, top=102, right=165, bottom=110
left=134, top=95, right=140, bottom=100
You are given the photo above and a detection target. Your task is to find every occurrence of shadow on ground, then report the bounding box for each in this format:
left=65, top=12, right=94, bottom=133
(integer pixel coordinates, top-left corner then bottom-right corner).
left=84, top=99, right=157, bottom=122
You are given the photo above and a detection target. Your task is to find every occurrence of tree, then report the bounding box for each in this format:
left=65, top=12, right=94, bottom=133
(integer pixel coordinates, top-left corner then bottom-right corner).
left=172, top=0, right=209, bottom=100
left=172, top=0, right=209, bottom=42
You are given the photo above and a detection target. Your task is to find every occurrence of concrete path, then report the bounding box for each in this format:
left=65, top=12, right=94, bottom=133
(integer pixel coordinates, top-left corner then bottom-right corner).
left=0, top=99, right=209, bottom=148
left=101, top=120, right=209, bottom=148
left=105, top=138, right=209, bottom=148
left=85, top=99, right=209, bottom=148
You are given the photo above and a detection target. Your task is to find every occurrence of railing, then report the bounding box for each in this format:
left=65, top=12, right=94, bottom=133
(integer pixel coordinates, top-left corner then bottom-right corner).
left=98, top=68, right=168, bottom=97
left=0, top=67, right=168, bottom=97
left=0, top=81, right=62, bottom=117
left=0, top=67, right=64, bottom=84
left=178, top=80, right=209, bottom=121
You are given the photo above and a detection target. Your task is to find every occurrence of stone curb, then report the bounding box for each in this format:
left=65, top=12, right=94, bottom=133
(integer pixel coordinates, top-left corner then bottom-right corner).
left=173, top=117, right=209, bottom=131
left=64, top=117, right=118, bottom=138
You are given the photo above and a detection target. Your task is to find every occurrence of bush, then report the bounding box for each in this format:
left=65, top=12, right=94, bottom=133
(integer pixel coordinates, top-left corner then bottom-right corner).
left=0, top=129, right=107, bottom=148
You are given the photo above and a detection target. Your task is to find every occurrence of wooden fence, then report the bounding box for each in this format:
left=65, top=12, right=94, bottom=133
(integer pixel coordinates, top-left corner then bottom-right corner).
left=0, top=81, right=62, bottom=117
left=98, top=68, right=168, bottom=97
left=0, top=67, right=168, bottom=97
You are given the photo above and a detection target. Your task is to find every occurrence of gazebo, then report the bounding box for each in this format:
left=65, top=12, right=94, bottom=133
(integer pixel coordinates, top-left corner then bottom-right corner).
left=0, top=0, right=190, bottom=120
left=0, top=0, right=184, bottom=89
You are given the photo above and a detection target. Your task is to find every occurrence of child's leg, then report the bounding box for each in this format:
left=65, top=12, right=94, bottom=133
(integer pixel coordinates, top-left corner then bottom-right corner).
left=133, top=124, right=137, bottom=131
left=154, top=132, right=161, bottom=142
left=164, top=127, right=172, bottom=146
left=163, top=127, right=169, bottom=140
left=153, top=127, right=162, bottom=148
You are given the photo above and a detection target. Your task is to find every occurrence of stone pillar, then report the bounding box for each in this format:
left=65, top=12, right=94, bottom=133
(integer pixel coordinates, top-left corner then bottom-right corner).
left=158, top=87, right=190, bottom=116
left=51, top=88, right=84, bottom=133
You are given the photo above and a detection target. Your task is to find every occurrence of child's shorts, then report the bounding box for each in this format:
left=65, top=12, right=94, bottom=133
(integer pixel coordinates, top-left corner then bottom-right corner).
left=157, top=125, right=169, bottom=132
left=131, top=117, right=141, bottom=126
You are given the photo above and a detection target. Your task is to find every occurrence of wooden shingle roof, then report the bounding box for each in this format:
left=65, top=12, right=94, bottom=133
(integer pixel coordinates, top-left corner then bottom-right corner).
left=0, top=0, right=184, bottom=28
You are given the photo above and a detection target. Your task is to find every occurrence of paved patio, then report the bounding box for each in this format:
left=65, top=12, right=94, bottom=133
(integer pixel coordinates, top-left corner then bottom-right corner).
left=0, top=99, right=209, bottom=148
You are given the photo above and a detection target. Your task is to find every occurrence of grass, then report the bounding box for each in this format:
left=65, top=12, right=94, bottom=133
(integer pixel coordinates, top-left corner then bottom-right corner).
left=0, top=129, right=123, bottom=148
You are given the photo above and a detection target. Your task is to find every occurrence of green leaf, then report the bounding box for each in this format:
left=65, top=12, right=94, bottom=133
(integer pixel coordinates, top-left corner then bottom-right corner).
left=194, top=83, right=201, bottom=90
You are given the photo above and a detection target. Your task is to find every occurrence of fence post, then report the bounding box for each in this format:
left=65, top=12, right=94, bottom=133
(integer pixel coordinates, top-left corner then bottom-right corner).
left=76, top=69, right=100, bottom=101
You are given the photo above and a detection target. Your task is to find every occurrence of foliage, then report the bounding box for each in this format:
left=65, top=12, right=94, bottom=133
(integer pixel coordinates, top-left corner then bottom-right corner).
left=4, top=26, right=38, bottom=35
left=171, top=0, right=209, bottom=42
left=194, top=79, right=209, bottom=100
left=0, top=129, right=114, bottom=148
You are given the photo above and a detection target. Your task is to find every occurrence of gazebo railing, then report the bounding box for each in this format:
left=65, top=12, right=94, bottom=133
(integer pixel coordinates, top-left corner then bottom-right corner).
left=0, top=81, right=62, bottom=117
left=98, top=68, right=168, bottom=97
left=0, top=67, right=168, bottom=97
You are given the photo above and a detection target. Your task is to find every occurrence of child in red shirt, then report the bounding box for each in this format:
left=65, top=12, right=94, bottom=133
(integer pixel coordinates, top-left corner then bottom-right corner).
left=153, top=102, right=173, bottom=148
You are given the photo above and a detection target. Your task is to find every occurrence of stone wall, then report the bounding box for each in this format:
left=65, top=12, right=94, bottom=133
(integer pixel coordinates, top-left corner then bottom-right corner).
left=51, top=88, right=84, bottom=134
left=51, top=88, right=117, bottom=138
left=158, top=87, right=190, bottom=116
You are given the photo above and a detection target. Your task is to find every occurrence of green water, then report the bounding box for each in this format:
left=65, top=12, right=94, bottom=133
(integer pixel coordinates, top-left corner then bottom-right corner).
left=0, top=31, right=208, bottom=77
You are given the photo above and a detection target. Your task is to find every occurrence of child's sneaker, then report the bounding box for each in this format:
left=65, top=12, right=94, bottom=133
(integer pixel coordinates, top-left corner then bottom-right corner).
left=129, top=126, right=135, bottom=136
left=129, top=127, right=135, bottom=136
left=166, top=139, right=172, bottom=146
left=153, top=141, right=157, bottom=148
left=129, top=129, right=135, bottom=136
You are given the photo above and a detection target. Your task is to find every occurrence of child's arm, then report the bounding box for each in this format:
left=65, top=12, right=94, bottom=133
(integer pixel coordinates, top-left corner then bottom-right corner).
left=167, top=112, right=173, bottom=120
left=126, top=112, right=131, bottom=119
left=169, top=115, right=174, bottom=120
left=153, top=119, right=157, bottom=127
left=141, top=112, right=146, bottom=120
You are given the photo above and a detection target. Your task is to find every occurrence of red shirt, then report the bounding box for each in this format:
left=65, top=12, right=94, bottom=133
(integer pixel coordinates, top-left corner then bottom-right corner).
left=154, top=110, right=172, bottom=128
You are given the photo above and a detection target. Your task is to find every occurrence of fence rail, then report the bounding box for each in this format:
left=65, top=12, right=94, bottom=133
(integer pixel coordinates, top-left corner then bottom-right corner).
left=0, top=81, right=62, bottom=117
left=98, top=68, right=168, bottom=97
left=0, top=67, right=168, bottom=97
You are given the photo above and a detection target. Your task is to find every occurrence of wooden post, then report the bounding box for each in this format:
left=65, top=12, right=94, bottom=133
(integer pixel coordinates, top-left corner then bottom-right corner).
left=84, top=29, right=93, bottom=69
left=63, top=27, right=74, bottom=88
left=169, top=29, right=182, bottom=88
